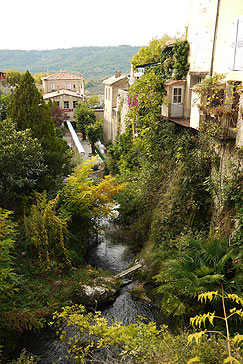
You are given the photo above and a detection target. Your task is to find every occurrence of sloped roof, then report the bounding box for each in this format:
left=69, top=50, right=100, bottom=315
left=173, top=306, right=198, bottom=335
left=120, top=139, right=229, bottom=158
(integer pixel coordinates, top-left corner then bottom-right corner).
left=103, top=74, right=127, bottom=86
left=164, top=79, right=186, bottom=86
left=43, top=71, right=83, bottom=81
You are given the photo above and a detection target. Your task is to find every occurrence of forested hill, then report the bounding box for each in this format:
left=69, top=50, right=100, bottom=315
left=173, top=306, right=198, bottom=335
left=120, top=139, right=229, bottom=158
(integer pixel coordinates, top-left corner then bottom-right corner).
left=0, top=45, right=141, bottom=79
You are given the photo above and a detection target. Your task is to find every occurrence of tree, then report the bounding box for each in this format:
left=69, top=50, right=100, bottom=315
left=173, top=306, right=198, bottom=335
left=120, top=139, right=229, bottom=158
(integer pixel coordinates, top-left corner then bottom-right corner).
left=49, top=101, right=68, bottom=127
left=59, top=160, right=123, bottom=260
left=7, top=71, right=72, bottom=189
left=0, top=95, right=10, bottom=121
left=5, top=69, right=23, bottom=86
left=86, top=119, right=103, bottom=154
left=0, top=120, right=46, bottom=208
left=87, top=94, right=100, bottom=107
left=61, top=160, right=123, bottom=221
left=32, top=72, right=50, bottom=84
left=131, top=35, right=172, bottom=68
left=24, top=191, right=70, bottom=271
left=74, top=102, right=96, bottom=139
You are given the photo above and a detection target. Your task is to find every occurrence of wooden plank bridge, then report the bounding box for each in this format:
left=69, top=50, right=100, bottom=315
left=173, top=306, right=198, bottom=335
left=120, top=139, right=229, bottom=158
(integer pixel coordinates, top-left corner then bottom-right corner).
left=114, top=263, right=142, bottom=279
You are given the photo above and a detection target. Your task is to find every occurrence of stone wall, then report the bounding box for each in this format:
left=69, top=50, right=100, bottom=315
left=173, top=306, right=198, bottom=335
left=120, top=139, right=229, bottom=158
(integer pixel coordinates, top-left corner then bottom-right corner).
left=117, top=89, right=129, bottom=136
left=236, top=94, right=243, bottom=148
left=94, top=109, right=104, bottom=121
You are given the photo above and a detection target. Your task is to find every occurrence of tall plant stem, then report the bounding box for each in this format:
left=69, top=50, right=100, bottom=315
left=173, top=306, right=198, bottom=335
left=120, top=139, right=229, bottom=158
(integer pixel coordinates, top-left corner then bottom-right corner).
left=221, top=284, right=232, bottom=363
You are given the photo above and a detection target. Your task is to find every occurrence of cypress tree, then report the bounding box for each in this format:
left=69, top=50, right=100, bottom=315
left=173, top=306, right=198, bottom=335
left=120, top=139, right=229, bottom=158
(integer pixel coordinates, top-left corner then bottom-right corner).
left=7, top=71, right=72, bottom=188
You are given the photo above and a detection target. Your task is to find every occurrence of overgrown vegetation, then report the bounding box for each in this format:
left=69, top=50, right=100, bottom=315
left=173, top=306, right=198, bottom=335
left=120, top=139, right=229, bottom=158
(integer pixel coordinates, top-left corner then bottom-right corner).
left=0, top=71, right=123, bottom=359
left=106, top=39, right=243, bottom=328
left=52, top=303, right=243, bottom=364
left=0, top=35, right=242, bottom=363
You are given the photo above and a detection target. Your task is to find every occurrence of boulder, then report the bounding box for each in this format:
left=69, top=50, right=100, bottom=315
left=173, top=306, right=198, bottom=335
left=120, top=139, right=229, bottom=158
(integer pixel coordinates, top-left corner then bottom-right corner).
left=72, top=278, right=119, bottom=306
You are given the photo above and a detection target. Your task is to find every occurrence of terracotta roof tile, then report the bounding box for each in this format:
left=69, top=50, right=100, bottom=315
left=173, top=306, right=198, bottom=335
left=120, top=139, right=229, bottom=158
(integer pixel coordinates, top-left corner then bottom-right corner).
left=103, top=74, right=127, bottom=85
left=44, top=71, right=83, bottom=80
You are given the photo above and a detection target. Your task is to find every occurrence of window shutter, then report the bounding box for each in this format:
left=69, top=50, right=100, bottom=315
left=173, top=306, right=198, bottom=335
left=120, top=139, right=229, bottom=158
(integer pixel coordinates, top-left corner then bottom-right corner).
left=229, top=19, right=238, bottom=70
left=234, top=18, right=243, bottom=70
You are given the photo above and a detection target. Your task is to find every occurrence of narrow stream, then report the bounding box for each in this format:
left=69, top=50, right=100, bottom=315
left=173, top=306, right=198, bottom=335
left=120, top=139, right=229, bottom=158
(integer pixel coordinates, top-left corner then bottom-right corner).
left=25, top=218, right=164, bottom=363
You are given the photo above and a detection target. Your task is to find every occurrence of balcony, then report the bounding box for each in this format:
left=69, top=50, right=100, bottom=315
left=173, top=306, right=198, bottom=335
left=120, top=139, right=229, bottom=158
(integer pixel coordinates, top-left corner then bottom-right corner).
left=162, top=103, right=190, bottom=128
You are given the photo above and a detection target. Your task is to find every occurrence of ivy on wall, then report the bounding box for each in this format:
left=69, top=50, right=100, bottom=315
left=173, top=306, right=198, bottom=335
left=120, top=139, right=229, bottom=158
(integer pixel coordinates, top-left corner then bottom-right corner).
left=160, top=40, right=190, bottom=81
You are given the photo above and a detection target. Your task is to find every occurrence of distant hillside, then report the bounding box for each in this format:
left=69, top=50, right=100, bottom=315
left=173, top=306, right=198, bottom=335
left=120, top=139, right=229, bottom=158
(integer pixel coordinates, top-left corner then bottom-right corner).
left=0, top=46, right=141, bottom=81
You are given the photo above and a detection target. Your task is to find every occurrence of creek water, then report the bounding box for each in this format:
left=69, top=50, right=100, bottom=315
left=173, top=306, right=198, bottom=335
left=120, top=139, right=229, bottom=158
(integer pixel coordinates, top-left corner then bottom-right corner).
left=25, top=218, right=164, bottom=363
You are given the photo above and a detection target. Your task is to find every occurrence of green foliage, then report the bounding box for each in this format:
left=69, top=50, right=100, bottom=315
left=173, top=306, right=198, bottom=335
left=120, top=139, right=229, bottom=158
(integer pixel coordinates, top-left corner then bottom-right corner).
left=189, top=290, right=243, bottom=364
left=154, top=237, right=243, bottom=317
left=7, top=71, right=55, bottom=144
left=160, top=39, right=190, bottom=80
left=55, top=160, right=123, bottom=261
left=24, top=191, right=70, bottom=271
left=8, top=349, right=38, bottom=364
left=128, top=68, right=163, bottom=130
left=85, top=79, right=105, bottom=94
left=131, top=35, right=172, bottom=67
left=172, top=40, right=190, bottom=79
left=32, top=72, right=50, bottom=84
left=193, top=73, right=239, bottom=142
left=0, top=120, right=45, bottom=208
left=86, top=119, right=103, bottom=154
left=0, top=94, right=10, bottom=120
left=5, top=69, right=24, bottom=86
left=7, top=71, right=72, bottom=189
left=87, top=94, right=100, bottom=106
left=74, top=102, right=96, bottom=139
left=61, top=160, right=123, bottom=221
left=0, top=209, right=18, bottom=307
left=53, top=304, right=236, bottom=364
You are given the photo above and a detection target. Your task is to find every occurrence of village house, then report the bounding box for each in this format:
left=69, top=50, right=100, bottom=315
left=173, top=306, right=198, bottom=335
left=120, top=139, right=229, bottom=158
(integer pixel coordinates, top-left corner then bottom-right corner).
left=42, top=71, right=84, bottom=121
left=103, top=72, right=128, bottom=142
left=162, top=0, right=243, bottom=146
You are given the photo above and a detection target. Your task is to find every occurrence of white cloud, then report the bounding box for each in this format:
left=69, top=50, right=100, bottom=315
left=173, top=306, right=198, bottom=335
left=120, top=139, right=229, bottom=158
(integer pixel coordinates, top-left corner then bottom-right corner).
left=2, top=0, right=189, bottom=50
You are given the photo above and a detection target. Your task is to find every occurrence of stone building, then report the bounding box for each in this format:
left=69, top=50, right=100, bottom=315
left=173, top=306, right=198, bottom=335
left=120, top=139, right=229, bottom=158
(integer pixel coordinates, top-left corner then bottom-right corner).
left=161, top=0, right=243, bottom=146
left=42, top=71, right=84, bottom=121
left=103, top=72, right=128, bottom=142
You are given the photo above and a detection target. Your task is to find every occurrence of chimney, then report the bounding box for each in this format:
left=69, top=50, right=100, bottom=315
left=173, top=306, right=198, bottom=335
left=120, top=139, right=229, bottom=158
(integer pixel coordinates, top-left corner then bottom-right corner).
left=115, top=71, right=122, bottom=78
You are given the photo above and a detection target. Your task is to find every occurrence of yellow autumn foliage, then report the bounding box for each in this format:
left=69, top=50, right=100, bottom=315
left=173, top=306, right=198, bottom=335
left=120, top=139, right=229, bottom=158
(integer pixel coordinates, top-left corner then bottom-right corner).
left=62, top=159, right=124, bottom=219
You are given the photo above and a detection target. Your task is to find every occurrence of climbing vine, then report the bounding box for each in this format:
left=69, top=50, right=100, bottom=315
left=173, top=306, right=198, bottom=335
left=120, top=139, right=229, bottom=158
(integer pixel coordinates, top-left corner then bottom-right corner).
left=161, top=39, right=190, bottom=80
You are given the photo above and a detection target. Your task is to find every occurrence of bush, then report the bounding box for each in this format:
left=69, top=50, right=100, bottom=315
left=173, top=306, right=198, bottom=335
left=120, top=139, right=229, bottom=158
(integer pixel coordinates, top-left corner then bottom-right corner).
left=53, top=304, right=239, bottom=364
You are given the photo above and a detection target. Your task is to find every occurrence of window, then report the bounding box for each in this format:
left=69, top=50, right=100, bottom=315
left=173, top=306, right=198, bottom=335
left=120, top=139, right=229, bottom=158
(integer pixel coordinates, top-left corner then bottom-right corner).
left=172, top=87, right=183, bottom=104
left=64, top=101, right=69, bottom=109
left=50, top=83, right=55, bottom=90
left=73, top=101, right=78, bottom=109
left=73, top=84, right=76, bottom=89
left=56, top=101, right=60, bottom=107
left=106, top=87, right=111, bottom=100
left=230, top=16, right=243, bottom=71
left=66, top=83, right=71, bottom=90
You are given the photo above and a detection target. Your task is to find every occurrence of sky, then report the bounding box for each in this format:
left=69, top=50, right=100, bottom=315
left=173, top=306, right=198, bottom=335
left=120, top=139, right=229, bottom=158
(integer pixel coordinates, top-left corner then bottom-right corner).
left=1, top=0, right=190, bottom=50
